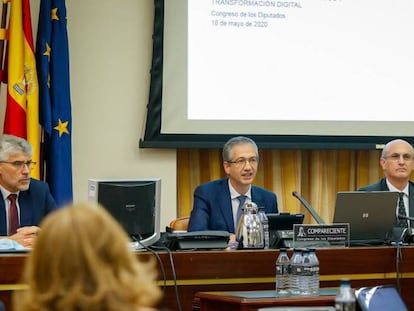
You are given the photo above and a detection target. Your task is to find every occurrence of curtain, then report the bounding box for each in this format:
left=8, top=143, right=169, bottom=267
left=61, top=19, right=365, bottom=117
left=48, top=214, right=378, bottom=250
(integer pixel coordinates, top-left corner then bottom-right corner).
left=177, top=149, right=383, bottom=224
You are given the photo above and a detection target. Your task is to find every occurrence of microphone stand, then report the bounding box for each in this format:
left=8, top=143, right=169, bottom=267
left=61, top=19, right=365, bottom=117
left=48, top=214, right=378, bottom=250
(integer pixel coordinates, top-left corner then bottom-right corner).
left=395, top=215, right=414, bottom=294
left=397, top=214, right=414, bottom=222
left=397, top=215, right=414, bottom=242
left=292, top=191, right=325, bottom=225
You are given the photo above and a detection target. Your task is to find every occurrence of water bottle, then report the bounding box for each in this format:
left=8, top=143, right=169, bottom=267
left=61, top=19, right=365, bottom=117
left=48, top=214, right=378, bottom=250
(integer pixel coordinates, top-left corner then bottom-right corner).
left=257, top=207, right=270, bottom=249
left=275, top=248, right=290, bottom=295
left=335, top=279, right=356, bottom=311
left=309, top=248, right=320, bottom=295
left=289, top=248, right=303, bottom=295
left=300, top=249, right=312, bottom=295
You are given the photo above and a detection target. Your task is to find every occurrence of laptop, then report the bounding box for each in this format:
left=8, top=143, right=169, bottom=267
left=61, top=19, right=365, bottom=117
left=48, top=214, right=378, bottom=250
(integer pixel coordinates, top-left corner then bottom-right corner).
left=332, top=191, right=399, bottom=245
left=267, top=213, right=305, bottom=248
left=356, top=285, right=408, bottom=311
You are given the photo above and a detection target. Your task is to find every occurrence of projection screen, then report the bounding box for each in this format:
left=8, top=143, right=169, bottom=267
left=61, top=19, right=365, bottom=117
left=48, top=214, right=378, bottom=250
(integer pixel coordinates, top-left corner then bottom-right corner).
left=140, top=0, right=414, bottom=149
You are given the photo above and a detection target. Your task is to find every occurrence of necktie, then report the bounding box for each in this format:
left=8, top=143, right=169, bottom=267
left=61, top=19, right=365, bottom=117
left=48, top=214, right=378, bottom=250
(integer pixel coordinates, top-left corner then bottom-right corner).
left=8, top=194, right=19, bottom=235
left=236, top=195, right=247, bottom=228
left=398, top=192, right=408, bottom=228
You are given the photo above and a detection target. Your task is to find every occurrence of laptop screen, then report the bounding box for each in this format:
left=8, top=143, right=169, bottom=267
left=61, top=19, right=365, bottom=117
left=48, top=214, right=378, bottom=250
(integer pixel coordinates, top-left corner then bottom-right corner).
left=356, top=286, right=408, bottom=311
left=333, top=191, right=399, bottom=243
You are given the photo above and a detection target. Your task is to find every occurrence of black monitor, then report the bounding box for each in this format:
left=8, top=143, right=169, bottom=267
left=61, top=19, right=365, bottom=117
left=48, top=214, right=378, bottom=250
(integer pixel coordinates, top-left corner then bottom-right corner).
left=88, top=178, right=161, bottom=249
left=267, top=213, right=305, bottom=231
left=267, top=213, right=305, bottom=249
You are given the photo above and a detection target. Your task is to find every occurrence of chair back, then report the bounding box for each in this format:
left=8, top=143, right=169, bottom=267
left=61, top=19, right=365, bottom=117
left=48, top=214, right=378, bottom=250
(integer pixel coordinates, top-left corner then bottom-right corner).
left=169, top=216, right=190, bottom=231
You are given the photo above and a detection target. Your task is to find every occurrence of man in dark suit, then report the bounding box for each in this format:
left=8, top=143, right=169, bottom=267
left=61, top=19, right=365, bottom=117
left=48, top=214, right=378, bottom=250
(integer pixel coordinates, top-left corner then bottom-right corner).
left=0, top=135, right=58, bottom=247
left=359, top=139, right=414, bottom=240
left=188, top=136, right=278, bottom=233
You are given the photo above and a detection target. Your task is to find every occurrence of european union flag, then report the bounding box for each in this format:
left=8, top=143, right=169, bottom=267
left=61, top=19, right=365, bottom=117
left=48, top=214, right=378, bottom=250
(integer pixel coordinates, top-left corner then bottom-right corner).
left=36, top=0, right=72, bottom=206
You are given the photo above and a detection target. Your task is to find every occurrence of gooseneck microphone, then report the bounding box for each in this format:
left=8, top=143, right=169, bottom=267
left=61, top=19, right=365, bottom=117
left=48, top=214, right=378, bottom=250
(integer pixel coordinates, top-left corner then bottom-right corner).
left=397, top=214, right=414, bottom=227
left=397, top=214, right=414, bottom=222
left=396, top=215, right=414, bottom=244
left=292, top=191, right=326, bottom=225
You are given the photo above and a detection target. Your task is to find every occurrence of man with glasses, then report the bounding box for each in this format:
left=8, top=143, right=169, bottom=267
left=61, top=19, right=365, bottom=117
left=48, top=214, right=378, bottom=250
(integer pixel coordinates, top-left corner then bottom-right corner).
left=359, top=139, right=414, bottom=239
left=0, top=134, right=57, bottom=247
left=188, top=136, right=278, bottom=233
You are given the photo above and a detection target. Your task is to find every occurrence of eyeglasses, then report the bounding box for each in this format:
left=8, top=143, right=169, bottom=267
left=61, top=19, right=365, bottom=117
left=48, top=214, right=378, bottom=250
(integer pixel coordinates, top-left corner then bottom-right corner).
left=383, top=153, right=414, bottom=162
left=227, top=157, right=258, bottom=167
left=0, top=160, right=36, bottom=169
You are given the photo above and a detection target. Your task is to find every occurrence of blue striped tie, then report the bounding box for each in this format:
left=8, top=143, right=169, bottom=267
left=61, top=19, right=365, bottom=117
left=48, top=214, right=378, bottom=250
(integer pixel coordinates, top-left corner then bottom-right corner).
left=236, top=195, right=247, bottom=227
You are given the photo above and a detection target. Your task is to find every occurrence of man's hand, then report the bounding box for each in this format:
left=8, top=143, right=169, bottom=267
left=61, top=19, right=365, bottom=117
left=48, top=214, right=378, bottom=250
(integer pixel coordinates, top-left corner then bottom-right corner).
left=9, top=226, right=40, bottom=248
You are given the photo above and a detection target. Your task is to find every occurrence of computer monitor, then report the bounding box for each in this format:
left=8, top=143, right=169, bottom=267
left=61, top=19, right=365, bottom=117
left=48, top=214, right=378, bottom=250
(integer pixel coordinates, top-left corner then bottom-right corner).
left=88, top=178, right=161, bottom=248
left=267, top=213, right=305, bottom=249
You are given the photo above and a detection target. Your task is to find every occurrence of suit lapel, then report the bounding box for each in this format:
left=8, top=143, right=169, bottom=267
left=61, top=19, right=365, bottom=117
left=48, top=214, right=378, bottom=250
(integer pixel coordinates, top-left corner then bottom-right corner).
left=251, top=187, right=262, bottom=206
left=409, top=182, right=414, bottom=217
left=0, top=193, right=6, bottom=235
left=18, top=191, right=33, bottom=227
left=380, top=178, right=389, bottom=191
left=219, top=181, right=235, bottom=232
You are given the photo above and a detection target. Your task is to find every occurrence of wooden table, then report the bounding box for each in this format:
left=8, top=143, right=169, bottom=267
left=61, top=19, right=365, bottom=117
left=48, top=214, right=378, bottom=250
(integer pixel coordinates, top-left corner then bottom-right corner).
left=0, top=246, right=413, bottom=311
left=193, top=290, right=339, bottom=311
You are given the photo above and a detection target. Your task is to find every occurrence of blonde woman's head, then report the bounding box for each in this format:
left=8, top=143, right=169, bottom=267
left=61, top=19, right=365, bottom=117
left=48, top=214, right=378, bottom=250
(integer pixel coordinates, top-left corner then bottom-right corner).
left=14, top=202, right=161, bottom=311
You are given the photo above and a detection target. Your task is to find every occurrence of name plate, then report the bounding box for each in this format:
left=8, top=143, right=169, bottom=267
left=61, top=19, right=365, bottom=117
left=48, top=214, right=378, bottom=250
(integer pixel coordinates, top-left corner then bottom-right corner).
left=292, top=223, right=350, bottom=248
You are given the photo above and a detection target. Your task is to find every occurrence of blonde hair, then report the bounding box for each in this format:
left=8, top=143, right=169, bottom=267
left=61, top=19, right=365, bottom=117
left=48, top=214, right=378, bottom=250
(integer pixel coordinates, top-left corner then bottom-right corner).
left=14, top=202, right=161, bottom=311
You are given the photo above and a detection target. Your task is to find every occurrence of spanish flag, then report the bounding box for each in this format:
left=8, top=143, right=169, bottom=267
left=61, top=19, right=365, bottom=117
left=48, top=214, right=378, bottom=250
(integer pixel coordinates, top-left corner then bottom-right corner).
left=3, top=0, right=40, bottom=179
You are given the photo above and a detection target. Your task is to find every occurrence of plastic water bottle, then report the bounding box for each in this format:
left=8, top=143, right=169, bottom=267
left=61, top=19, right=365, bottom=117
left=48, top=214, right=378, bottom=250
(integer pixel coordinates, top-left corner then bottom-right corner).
left=275, top=248, right=290, bottom=295
left=257, top=207, right=270, bottom=249
left=309, top=248, right=320, bottom=295
left=300, top=249, right=312, bottom=295
left=335, top=279, right=356, bottom=311
left=289, top=248, right=303, bottom=295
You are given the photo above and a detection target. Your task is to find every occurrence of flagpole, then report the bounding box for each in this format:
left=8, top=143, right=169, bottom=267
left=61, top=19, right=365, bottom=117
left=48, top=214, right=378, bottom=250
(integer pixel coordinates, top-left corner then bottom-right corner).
left=0, top=2, right=8, bottom=83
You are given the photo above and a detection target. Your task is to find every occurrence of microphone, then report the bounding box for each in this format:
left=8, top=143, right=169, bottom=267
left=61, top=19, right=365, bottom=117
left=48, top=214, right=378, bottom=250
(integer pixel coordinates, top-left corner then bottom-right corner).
left=396, top=215, right=414, bottom=243
left=397, top=214, right=414, bottom=222
left=292, top=191, right=325, bottom=224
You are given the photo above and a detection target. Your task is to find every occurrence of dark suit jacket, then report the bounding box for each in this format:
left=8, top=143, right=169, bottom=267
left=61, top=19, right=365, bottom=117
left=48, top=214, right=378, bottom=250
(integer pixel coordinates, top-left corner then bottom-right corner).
left=0, top=179, right=58, bottom=236
left=188, top=178, right=278, bottom=233
left=359, top=177, right=414, bottom=240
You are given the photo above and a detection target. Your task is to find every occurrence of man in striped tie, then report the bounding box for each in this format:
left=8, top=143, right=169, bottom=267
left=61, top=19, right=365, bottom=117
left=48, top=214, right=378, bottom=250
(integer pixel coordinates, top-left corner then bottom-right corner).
left=359, top=139, right=414, bottom=241
left=188, top=136, right=278, bottom=234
